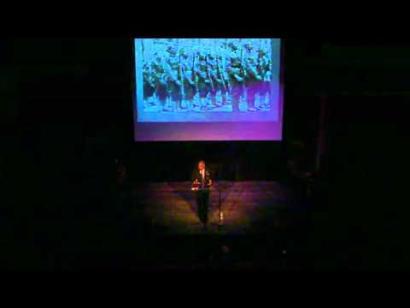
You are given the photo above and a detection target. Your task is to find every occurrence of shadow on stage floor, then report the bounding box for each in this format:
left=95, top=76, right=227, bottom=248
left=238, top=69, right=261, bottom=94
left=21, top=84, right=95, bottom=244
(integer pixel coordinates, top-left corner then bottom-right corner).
left=2, top=181, right=316, bottom=270
left=63, top=181, right=312, bottom=270
left=134, top=181, right=307, bottom=235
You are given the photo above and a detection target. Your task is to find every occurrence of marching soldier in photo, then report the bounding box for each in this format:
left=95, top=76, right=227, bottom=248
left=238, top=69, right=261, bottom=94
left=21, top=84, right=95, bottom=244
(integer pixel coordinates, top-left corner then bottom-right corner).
left=256, top=48, right=272, bottom=110
left=165, top=46, right=184, bottom=111
left=143, top=62, right=156, bottom=109
left=227, top=54, right=245, bottom=112
left=180, top=49, right=197, bottom=111
left=243, top=43, right=262, bottom=112
left=195, top=51, right=214, bottom=111
left=206, top=53, right=219, bottom=108
left=215, top=54, right=230, bottom=106
left=151, top=54, right=169, bottom=112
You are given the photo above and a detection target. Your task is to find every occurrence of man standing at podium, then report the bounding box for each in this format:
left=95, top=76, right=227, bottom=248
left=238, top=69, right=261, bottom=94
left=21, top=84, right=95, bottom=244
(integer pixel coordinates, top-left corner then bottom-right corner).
left=192, top=160, right=213, bottom=228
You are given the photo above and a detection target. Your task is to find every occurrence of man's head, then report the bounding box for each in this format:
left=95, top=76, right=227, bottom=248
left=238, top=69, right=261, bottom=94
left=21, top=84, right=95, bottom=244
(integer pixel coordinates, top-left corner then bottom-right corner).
left=228, top=42, right=238, bottom=51
left=198, top=160, right=205, bottom=171
left=179, top=48, right=189, bottom=59
left=166, top=46, right=177, bottom=55
left=258, top=48, right=266, bottom=56
left=244, top=43, right=253, bottom=52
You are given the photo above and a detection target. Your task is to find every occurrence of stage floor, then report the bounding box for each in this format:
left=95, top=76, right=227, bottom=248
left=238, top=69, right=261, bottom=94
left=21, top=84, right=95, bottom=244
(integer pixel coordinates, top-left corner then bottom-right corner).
left=134, top=181, right=293, bottom=235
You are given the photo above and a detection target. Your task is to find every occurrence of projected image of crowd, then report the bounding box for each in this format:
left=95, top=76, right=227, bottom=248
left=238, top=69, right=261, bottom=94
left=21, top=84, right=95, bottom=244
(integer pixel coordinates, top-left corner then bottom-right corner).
left=141, top=39, right=273, bottom=113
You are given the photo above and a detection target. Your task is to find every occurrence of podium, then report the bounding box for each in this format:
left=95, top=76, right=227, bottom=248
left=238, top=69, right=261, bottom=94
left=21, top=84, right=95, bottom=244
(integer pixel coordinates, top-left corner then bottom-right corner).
left=191, top=181, right=224, bottom=227
left=191, top=183, right=212, bottom=191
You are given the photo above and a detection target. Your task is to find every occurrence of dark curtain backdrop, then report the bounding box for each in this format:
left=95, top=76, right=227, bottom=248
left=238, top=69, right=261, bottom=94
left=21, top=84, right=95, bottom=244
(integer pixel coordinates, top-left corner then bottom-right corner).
left=1, top=38, right=409, bottom=269
left=4, top=39, right=408, bottom=187
left=1, top=39, right=322, bottom=186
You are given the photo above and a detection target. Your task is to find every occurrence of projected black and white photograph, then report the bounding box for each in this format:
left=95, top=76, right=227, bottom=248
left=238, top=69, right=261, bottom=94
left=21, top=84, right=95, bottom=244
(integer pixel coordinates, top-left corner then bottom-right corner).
left=134, top=38, right=281, bottom=123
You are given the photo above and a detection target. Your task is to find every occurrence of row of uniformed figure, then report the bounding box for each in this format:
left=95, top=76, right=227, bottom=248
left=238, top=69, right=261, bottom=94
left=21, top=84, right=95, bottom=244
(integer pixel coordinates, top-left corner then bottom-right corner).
left=142, top=42, right=272, bottom=112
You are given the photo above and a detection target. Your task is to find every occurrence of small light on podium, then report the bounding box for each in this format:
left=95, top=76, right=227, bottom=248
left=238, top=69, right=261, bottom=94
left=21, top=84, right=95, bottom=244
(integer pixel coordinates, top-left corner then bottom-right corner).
left=219, top=211, right=224, bottom=226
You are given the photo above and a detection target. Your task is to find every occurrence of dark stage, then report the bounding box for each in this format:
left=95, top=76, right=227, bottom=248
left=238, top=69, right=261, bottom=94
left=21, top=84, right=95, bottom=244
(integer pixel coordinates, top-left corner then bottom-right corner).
left=72, top=180, right=312, bottom=270
left=135, top=181, right=296, bottom=234
left=2, top=38, right=409, bottom=271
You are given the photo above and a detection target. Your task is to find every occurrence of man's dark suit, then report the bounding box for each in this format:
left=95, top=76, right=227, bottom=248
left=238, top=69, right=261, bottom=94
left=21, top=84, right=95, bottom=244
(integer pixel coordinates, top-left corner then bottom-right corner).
left=192, top=168, right=212, bottom=225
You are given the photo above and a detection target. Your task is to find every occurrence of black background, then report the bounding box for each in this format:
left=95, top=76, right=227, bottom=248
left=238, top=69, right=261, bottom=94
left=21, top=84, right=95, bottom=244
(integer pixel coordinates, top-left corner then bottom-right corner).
left=2, top=38, right=408, bottom=183
left=1, top=39, right=320, bottom=183
left=1, top=32, right=409, bottom=270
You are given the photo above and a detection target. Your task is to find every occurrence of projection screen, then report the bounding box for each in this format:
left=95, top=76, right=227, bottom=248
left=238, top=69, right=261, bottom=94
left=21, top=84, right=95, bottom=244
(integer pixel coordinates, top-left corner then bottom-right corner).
left=133, top=38, right=283, bottom=141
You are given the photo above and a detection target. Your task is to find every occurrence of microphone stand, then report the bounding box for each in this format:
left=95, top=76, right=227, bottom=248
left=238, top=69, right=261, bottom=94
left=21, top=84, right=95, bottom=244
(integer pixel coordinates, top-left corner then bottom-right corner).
left=218, top=185, right=223, bottom=228
left=216, top=171, right=224, bottom=229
